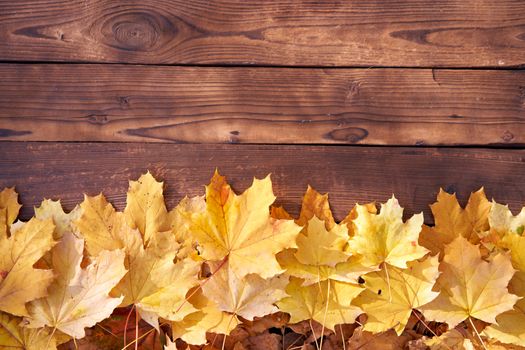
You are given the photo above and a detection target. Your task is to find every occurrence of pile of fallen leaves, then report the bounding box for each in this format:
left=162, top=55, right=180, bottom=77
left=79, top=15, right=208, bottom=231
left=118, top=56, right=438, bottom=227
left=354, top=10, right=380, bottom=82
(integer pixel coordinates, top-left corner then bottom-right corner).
left=1, top=171, right=525, bottom=350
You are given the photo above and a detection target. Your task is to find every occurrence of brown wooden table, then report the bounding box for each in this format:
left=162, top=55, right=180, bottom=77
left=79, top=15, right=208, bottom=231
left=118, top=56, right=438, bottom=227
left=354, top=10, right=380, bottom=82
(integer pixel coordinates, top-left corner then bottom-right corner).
left=0, top=0, right=524, bottom=223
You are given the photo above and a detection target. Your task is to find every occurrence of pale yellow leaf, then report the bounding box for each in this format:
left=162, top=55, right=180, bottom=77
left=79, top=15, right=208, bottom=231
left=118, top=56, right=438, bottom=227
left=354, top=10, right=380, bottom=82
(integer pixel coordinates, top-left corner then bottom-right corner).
left=34, top=199, right=81, bottom=239
left=348, top=196, right=428, bottom=269
left=420, top=236, right=519, bottom=328
left=125, top=171, right=171, bottom=243
left=353, top=255, right=440, bottom=335
left=202, top=261, right=288, bottom=321
left=0, top=312, right=58, bottom=350
left=25, top=232, right=126, bottom=339
left=277, top=277, right=363, bottom=331
left=0, top=218, right=55, bottom=316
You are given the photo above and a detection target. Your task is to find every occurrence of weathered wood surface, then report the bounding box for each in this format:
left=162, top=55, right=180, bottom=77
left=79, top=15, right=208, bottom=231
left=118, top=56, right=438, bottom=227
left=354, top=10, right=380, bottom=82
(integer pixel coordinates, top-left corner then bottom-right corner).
left=0, top=1, right=524, bottom=67
left=1, top=64, right=524, bottom=145
left=1, top=142, right=524, bottom=223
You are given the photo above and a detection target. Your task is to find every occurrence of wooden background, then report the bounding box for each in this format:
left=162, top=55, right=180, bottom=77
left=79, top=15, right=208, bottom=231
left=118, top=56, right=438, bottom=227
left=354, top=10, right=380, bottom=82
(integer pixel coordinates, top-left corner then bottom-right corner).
left=0, top=0, right=524, bottom=223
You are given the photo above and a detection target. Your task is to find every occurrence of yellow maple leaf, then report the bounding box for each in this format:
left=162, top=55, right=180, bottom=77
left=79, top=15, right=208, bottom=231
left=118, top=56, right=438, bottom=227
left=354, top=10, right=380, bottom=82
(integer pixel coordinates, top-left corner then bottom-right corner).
left=0, top=217, right=55, bottom=316
left=420, top=188, right=490, bottom=257
left=202, top=260, right=288, bottom=323
left=277, top=186, right=374, bottom=285
left=341, top=202, right=377, bottom=237
left=484, top=271, right=525, bottom=347
left=353, top=255, right=440, bottom=335
left=0, top=312, right=62, bottom=350
left=277, top=277, right=363, bottom=331
left=171, top=288, right=239, bottom=345
left=25, top=232, right=126, bottom=339
left=74, top=174, right=200, bottom=329
left=125, top=171, right=171, bottom=243
left=420, top=236, right=519, bottom=328
left=348, top=196, right=428, bottom=269
left=0, top=187, right=21, bottom=239
left=136, top=258, right=201, bottom=326
left=34, top=199, right=81, bottom=239
left=190, top=170, right=302, bottom=279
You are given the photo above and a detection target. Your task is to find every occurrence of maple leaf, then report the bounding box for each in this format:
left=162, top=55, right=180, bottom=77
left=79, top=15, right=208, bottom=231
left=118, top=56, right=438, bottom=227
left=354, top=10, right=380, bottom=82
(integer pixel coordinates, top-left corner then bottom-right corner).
left=74, top=174, right=200, bottom=329
left=277, top=186, right=374, bottom=285
left=341, top=202, right=377, bottom=237
left=0, top=312, right=66, bottom=350
left=189, top=170, right=302, bottom=279
left=0, top=187, right=21, bottom=239
left=136, top=257, right=201, bottom=325
left=171, top=288, right=240, bottom=345
left=34, top=199, right=81, bottom=240
left=485, top=202, right=525, bottom=272
left=420, top=236, right=519, bottom=328
left=25, top=232, right=126, bottom=338
left=124, top=171, right=171, bottom=243
left=296, top=185, right=335, bottom=229
left=484, top=272, right=525, bottom=347
left=348, top=196, right=428, bottom=269
left=0, top=217, right=55, bottom=316
left=277, top=277, right=363, bottom=331
left=419, top=188, right=490, bottom=257
left=353, top=255, right=440, bottom=335
left=202, top=260, right=288, bottom=323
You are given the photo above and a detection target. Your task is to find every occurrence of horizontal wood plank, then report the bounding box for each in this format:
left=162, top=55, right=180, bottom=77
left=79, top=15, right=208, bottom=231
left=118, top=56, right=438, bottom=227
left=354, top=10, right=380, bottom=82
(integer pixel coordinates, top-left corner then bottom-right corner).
left=0, top=1, right=524, bottom=67
left=1, top=65, right=524, bottom=145
left=1, top=142, right=525, bottom=224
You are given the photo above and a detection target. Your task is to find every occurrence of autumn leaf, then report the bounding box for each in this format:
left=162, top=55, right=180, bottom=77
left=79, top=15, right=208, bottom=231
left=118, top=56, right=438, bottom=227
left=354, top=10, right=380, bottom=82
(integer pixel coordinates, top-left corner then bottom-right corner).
left=296, top=185, right=335, bottom=229
left=420, top=236, right=519, bottom=328
left=74, top=174, right=200, bottom=330
left=348, top=196, right=428, bottom=269
left=0, top=187, right=21, bottom=239
left=34, top=199, right=81, bottom=239
left=25, top=232, right=126, bottom=339
left=0, top=312, right=64, bottom=350
left=0, top=217, right=55, bottom=316
left=277, top=277, right=363, bottom=331
left=190, top=170, right=302, bottom=279
left=353, top=255, right=440, bottom=335
left=487, top=202, right=525, bottom=272
left=124, top=171, right=171, bottom=243
left=202, top=260, right=288, bottom=324
left=278, top=186, right=374, bottom=285
left=277, top=216, right=374, bottom=285
left=171, top=288, right=240, bottom=345
left=420, top=188, right=490, bottom=257
left=136, top=257, right=201, bottom=326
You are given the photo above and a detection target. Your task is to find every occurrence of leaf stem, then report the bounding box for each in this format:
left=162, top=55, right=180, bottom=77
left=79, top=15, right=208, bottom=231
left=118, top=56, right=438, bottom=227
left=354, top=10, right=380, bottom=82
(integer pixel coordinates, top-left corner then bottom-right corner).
left=468, top=317, right=488, bottom=350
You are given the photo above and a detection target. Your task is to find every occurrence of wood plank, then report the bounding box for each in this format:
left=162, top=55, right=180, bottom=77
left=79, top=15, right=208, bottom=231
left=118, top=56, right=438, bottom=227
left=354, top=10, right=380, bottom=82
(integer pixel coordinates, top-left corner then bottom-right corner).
left=1, top=142, right=525, bottom=224
left=0, top=1, right=524, bottom=67
left=1, top=65, right=524, bottom=145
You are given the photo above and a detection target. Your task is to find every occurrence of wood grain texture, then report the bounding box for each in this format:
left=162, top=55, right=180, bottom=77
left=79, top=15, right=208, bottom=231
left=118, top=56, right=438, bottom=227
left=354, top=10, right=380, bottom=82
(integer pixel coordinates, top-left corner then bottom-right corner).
left=1, top=64, right=524, bottom=145
left=0, top=1, right=524, bottom=67
left=2, top=142, right=525, bottom=224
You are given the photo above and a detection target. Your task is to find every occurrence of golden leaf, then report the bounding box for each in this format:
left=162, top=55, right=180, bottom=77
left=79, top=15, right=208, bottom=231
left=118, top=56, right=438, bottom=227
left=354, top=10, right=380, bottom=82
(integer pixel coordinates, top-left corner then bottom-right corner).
left=0, top=218, right=55, bottom=316
left=190, top=171, right=301, bottom=279
left=420, top=188, right=490, bottom=257
left=421, top=236, right=518, bottom=328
